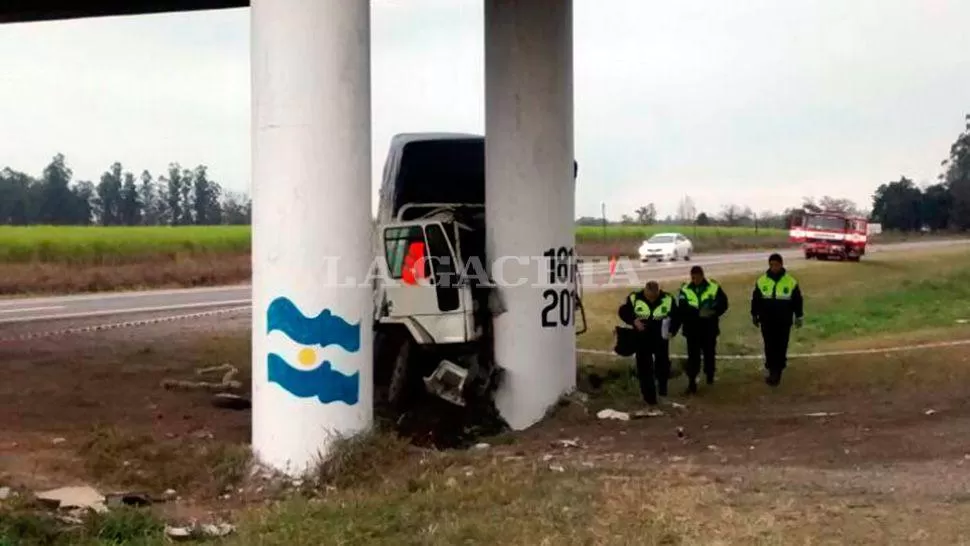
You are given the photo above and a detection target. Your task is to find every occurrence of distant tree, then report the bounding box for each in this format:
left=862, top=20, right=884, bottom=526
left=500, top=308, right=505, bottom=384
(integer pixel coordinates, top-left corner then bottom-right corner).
left=620, top=214, right=634, bottom=225
left=941, top=114, right=970, bottom=230
left=38, top=154, right=75, bottom=224
left=69, top=180, right=96, bottom=225
left=720, top=204, right=742, bottom=226
left=695, top=212, right=711, bottom=226
left=921, top=183, right=951, bottom=231
left=119, top=171, right=141, bottom=226
left=676, top=195, right=697, bottom=224
left=0, top=167, right=36, bottom=224
left=635, top=204, right=657, bottom=225
left=870, top=177, right=923, bottom=231
left=95, top=162, right=123, bottom=225
left=221, top=191, right=252, bottom=225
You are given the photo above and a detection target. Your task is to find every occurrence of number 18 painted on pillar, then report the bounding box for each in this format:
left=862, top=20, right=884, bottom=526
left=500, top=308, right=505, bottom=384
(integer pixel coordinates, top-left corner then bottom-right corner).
left=541, top=246, right=577, bottom=328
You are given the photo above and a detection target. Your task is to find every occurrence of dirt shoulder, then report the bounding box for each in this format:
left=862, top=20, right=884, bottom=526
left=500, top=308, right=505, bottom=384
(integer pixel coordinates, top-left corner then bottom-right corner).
left=3, top=326, right=970, bottom=544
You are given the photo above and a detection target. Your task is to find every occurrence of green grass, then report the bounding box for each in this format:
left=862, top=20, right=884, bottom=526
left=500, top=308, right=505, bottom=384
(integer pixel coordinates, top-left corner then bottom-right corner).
left=0, top=225, right=250, bottom=264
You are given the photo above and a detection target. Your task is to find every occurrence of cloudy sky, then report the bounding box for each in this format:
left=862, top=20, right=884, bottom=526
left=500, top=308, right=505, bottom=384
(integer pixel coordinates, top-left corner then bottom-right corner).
left=2, top=0, right=968, bottom=219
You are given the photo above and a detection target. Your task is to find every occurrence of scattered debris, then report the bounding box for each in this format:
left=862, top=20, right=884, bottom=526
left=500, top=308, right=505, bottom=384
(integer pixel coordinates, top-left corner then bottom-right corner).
left=632, top=409, right=665, bottom=419
left=211, top=393, right=252, bottom=410
left=956, top=319, right=968, bottom=324
left=676, top=427, right=686, bottom=439
left=162, top=363, right=241, bottom=393
left=542, top=454, right=555, bottom=462
left=549, top=464, right=565, bottom=473
left=105, top=492, right=152, bottom=508
left=669, top=402, right=687, bottom=410
left=0, top=487, right=11, bottom=500
left=804, top=412, right=842, bottom=417
left=164, top=489, right=177, bottom=498
left=35, top=486, right=107, bottom=514
left=51, top=437, right=66, bottom=446
left=201, top=523, right=236, bottom=538
left=553, top=438, right=582, bottom=449
left=706, top=445, right=719, bottom=452
left=596, top=409, right=630, bottom=421
left=925, top=409, right=937, bottom=416
left=668, top=456, right=685, bottom=463
left=472, top=442, right=491, bottom=450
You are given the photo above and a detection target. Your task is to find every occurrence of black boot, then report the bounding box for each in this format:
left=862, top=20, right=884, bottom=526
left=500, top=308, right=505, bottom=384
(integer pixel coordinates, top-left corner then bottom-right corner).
left=705, top=373, right=715, bottom=385
left=765, top=369, right=781, bottom=387
left=684, top=379, right=698, bottom=395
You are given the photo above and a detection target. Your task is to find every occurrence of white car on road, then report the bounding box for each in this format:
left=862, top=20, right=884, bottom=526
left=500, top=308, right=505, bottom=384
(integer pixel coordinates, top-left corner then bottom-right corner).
left=638, top=232, right=693, bottom=262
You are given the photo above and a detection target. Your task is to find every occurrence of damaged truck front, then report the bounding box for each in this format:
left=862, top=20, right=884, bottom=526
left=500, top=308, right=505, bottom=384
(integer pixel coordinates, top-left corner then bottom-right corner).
left=371, top=133, right=585, bottom=416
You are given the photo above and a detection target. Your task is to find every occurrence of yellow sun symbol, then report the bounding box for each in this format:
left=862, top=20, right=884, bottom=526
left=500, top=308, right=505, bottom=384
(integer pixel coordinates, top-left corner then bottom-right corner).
left=297, top=347, right=317, bottom=368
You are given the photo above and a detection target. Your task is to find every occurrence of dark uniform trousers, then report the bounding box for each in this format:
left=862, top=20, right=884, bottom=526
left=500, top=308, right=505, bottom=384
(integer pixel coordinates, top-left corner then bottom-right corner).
left=761, top=321, right=792, bottom=373
left=684, top=325, right=717, bottom=383
left=635, top=337, right=671, bottom=405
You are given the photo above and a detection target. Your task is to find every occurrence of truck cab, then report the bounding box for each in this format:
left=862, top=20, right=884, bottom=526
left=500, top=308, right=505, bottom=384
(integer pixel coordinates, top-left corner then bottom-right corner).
left=372, top=133, right=583, bottom=412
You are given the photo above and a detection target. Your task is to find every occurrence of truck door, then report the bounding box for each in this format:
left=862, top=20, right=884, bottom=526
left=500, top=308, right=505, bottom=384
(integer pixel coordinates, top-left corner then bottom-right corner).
left=381, top=222, right=473, bottom=344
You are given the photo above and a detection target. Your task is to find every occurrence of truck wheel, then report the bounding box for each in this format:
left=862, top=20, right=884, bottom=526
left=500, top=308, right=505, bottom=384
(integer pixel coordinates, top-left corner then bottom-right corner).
left=386, top=335, right=414, bottom=410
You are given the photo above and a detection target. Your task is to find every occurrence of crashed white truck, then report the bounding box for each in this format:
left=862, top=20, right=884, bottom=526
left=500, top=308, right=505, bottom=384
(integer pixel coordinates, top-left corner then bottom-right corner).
left=371, top=132, right=587, bottom=416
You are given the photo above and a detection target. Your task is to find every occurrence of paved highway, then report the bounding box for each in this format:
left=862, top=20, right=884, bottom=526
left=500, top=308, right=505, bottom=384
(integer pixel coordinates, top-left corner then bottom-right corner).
left=0, top=239, right=964, bottom=326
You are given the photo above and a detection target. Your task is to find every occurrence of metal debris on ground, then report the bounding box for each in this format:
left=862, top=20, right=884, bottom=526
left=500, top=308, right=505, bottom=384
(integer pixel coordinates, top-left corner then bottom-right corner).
left=161, top=363, right=242, bottom=393
left=472, top=442, right=491, bottom=450
left=804, top=412, right=843, bottom=417
left=632, top=409, right=665, bottom=419
left=596, top=409, right=630, bottom=421
left=925, top=409, right=938, bottom=416
left=553, top=438, right=582, bottom=449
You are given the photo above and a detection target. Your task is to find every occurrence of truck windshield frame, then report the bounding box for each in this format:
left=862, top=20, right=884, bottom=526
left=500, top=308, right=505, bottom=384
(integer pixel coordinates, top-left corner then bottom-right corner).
left=805, top=215, right=847, bottom=232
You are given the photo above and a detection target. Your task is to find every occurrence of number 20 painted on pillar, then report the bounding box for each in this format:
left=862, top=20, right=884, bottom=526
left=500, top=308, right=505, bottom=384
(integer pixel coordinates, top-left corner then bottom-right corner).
left=541, top=246, right=577, bottom=328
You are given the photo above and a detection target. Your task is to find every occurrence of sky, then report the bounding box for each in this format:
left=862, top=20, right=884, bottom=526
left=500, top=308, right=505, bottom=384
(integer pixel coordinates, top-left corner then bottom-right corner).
left=1, top=0, right=968, bottom=220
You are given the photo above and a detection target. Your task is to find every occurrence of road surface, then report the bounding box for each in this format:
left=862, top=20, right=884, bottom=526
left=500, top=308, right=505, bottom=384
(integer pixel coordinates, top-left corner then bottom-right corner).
left=1, top=239, right=965, bottom=326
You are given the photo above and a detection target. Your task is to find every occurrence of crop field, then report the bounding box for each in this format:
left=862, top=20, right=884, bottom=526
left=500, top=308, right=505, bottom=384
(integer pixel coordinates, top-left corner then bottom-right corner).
left=0, top=226, right=250, bottom=264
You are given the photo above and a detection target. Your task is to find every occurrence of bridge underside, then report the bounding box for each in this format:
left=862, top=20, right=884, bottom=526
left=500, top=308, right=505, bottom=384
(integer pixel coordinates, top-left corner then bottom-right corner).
left=0, top=1, right=247, bottom=23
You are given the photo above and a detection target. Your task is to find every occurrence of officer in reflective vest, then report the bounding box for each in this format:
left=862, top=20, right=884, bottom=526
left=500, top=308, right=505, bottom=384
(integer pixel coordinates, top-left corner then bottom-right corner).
left=617, top=280, right=682, bottom=408
left=677, top=265, right=729, bottom=394
left=750, top=253, right=804, bottom=386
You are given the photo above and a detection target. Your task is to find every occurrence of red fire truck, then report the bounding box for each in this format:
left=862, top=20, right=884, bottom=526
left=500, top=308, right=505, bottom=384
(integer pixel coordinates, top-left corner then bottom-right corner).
left=789, top=210, right=869, bottom=261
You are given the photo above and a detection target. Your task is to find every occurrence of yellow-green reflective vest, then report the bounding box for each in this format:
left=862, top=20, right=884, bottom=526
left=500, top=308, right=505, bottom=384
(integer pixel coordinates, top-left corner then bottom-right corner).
left=630, top=293, right=673, bottom=320
left=756, top=273, right=798, bottom=300
left=680, top=280, right=720, bottom=309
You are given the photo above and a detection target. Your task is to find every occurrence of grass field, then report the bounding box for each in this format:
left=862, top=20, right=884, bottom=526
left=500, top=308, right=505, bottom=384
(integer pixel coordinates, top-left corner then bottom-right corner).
left=0, top=226, right=250, bottom=264
left=3, top=247, right=970, bottom=545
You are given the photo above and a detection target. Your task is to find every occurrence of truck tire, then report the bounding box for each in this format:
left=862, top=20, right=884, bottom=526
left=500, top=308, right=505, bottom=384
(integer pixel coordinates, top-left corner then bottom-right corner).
left=386, top=334, right=416, bottom=410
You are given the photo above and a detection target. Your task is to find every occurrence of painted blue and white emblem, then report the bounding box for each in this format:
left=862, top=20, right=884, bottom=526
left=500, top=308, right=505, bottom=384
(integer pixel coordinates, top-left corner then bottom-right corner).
left=265, top=296, right=361, bottom=405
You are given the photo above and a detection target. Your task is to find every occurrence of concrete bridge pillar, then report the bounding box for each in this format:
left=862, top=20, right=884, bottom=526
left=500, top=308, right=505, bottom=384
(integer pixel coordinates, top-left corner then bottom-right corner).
left=250, top=0, right=373, bottom=475
left=485, top=0, right=576, bottom=429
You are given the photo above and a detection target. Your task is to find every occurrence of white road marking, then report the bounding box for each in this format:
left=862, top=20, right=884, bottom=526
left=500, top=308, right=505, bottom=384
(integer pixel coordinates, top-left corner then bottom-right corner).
left=0, top=299, right=251, bottom=325
left=0, top=305, right=65, bottom=314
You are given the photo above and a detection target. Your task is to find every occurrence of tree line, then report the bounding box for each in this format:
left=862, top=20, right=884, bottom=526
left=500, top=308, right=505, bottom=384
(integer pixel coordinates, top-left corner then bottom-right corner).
left=870, top=114, right=970, bottom=232
left=0, top=154, right=252, bottom=226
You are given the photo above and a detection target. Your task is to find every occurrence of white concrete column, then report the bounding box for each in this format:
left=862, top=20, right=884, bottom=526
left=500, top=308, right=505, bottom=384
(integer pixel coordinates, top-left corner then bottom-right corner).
left=251, top=0, right=373, bottom=476
left=485, top=0, right=575, bottom=430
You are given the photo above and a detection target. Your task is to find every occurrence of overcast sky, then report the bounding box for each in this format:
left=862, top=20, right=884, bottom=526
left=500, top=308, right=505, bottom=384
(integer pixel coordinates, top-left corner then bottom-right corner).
left=2, top=0, right=968, bottom=219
